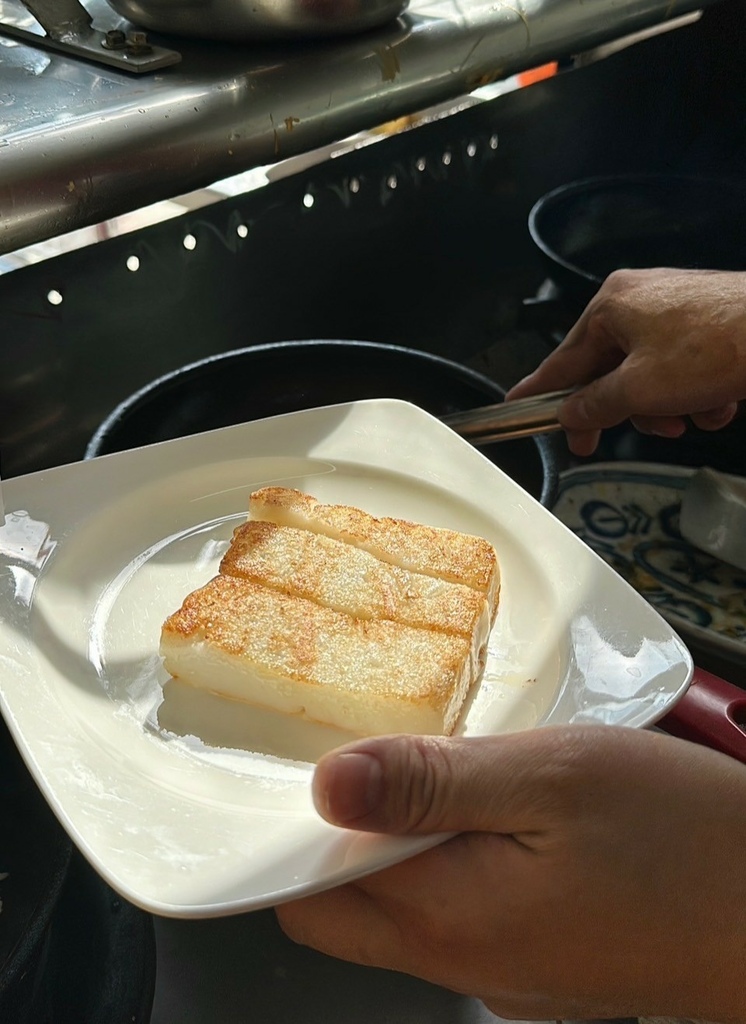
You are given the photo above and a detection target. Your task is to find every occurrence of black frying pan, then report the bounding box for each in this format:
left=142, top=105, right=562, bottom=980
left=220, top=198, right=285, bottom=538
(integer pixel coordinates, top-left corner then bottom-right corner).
left=86, top=339, right=562, bottom=507
left=528, top=174, right=746, bottom=308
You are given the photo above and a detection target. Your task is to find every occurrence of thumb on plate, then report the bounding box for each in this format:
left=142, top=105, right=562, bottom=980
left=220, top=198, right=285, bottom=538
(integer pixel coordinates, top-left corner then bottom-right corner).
left=311, top=732, right=568, bottom=836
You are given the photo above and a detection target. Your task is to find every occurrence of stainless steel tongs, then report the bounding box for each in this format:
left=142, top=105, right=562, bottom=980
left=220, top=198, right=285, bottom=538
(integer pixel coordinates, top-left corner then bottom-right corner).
left=442, top=388, right=575, bottom=445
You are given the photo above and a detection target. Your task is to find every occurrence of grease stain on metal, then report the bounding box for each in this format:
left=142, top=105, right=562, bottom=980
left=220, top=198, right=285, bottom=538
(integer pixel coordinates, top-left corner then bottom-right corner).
left=374, top=45, right=400, bottom=82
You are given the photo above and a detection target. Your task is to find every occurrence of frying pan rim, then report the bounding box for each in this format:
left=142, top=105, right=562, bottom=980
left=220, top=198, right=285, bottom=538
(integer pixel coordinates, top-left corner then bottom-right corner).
left=85, top=338, right=560, bottom=506
left=527, top=171, right=746, bottom=288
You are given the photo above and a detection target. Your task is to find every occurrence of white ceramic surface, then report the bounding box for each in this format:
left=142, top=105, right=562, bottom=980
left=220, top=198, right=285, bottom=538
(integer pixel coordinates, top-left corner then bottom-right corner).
left=679, top=466, right=746, bottom=572
left=0, top=402, right=692, bottom=918
left=553, top=462, right=746, bottom=661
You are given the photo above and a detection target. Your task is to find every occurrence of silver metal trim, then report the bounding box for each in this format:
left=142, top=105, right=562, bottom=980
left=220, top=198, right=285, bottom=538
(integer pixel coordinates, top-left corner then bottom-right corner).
left=443, top=389, right=575, bottom=444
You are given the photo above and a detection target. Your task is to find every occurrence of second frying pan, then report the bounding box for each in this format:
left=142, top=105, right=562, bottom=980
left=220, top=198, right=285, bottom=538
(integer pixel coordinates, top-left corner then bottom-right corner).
left=529, top=174, right=746, bottom=307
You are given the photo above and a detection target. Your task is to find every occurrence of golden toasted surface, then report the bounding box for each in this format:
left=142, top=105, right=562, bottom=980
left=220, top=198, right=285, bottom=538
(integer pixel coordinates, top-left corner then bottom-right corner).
left=161, top=575, right=473, bottom=733
left=249, top=486, right=500, bottom=613
left=220, top=520, right=489, bottom=639
left=161, top=488, right=500, bottom=736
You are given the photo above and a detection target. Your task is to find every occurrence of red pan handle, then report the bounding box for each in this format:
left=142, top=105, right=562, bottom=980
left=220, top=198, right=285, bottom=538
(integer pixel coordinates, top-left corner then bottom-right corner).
left=658, top=667, right=746, bottom=764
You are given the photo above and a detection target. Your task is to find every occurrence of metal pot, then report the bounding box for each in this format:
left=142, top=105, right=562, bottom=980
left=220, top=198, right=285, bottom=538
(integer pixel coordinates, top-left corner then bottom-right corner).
left=106, top=0, right=408, bottom=40
left=86, top=339, right=562, bottom=507
left=528, top=173, right=746, bottom=308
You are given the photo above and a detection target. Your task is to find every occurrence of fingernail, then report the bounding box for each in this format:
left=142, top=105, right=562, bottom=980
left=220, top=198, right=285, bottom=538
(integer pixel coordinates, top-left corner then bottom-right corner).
left=560, top=393, right=588, bottom=429
left=509, top=371, right=534, bottom=392
left=650, top=424, right=686, bottom=437
left=570, top=394, right=587, bottom=420
left=321, top=752, right=383, bottom=823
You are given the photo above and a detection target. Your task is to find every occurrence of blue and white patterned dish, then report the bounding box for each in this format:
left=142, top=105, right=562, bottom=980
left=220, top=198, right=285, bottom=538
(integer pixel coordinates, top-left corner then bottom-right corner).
left=553, top=463, right=746, bottom=661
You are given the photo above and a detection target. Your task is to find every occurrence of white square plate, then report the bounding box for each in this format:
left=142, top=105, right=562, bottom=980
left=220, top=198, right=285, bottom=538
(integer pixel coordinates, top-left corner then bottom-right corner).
left=0, top=400, right=692, bottom=918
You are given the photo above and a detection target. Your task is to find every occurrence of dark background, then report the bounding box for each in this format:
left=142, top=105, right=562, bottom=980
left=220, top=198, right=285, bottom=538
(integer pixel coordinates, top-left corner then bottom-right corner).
left=1, top=0, right=745, bottom=478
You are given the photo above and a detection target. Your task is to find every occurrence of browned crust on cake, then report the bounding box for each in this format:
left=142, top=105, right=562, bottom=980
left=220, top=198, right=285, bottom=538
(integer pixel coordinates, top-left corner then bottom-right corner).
left=219, top=519, right=489, bottom=640
left=161, top=575, right=472, bottom=732
left=249, top=487, right=500, bottom=608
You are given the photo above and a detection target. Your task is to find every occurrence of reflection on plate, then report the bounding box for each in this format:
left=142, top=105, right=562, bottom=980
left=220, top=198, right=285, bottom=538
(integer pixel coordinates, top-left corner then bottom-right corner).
left=0, top=401, right=692, bottom=919
left=553, top=463, right=746, bottom=661
left=157, top=678, right=363, bottom=763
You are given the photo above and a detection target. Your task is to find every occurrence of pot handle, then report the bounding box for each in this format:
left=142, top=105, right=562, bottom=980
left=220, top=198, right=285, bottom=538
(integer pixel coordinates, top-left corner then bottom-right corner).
left=658, top=667, right=746, bottom=764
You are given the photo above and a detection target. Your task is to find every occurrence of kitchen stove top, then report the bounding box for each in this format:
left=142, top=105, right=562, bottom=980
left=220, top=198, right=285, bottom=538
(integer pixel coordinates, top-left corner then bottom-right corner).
left=0, top=4, right=744, bottom=1016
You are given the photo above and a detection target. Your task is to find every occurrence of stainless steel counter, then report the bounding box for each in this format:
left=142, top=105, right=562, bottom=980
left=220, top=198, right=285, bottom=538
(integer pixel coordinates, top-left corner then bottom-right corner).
left=0, top=0, right=717, bottom=254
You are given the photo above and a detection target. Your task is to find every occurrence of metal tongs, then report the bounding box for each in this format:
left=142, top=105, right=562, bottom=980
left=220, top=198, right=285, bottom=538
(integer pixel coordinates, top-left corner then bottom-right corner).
left=442, top=388, right=575, bottom=444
